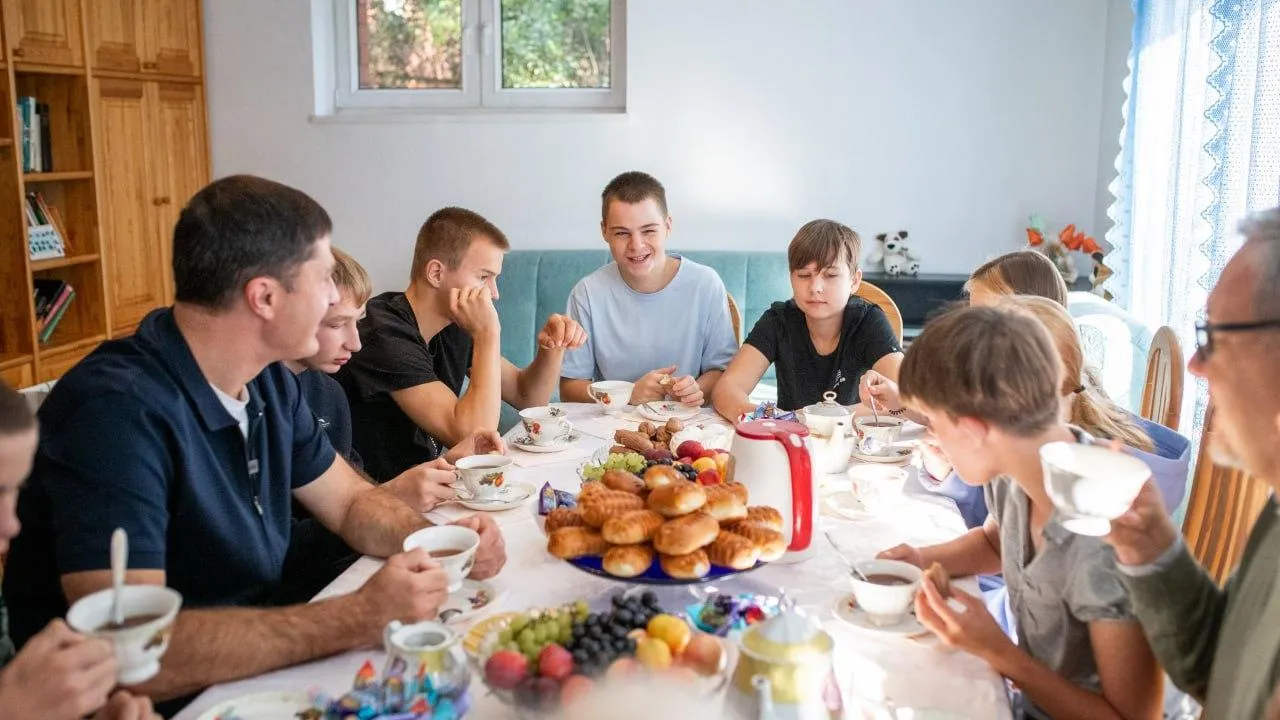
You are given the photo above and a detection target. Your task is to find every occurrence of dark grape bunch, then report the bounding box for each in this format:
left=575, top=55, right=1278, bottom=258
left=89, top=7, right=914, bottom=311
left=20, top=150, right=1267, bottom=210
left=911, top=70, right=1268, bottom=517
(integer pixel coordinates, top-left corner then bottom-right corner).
left=563, top=591, right=664, bottom=676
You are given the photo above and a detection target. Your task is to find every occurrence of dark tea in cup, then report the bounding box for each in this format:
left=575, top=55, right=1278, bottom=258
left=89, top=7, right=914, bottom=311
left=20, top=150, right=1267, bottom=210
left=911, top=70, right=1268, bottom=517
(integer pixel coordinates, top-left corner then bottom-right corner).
left=97, top=613, right=163, bottom=632
left=429, top=548, right=464, bottom=558
left=863, top=573, right=912, bottom=586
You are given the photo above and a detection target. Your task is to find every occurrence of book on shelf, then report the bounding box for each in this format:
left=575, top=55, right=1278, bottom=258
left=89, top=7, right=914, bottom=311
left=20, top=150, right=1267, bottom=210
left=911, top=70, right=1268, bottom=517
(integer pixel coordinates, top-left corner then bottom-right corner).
left=16, top=96, right=53, bottom=174
left=33, top=279, right=75, bottom=344
left=24, top=191, right=72, bottom=260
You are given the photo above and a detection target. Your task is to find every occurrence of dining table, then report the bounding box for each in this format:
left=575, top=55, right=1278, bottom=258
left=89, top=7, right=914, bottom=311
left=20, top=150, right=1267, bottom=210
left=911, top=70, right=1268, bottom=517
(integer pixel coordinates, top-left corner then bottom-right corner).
left=174, top=402, right=1012, bottom=719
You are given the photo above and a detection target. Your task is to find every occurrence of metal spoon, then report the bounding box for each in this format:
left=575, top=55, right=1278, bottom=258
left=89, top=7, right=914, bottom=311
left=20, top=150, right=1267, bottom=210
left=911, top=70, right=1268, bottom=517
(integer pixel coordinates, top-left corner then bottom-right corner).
left=110, top=528, right=127, bottom=628
left=823, top=529, right=869, bottom=582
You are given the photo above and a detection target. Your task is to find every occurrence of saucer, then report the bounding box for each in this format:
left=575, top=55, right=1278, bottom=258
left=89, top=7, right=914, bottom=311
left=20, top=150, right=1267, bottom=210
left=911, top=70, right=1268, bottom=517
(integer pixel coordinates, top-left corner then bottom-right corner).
left=512, top=432, right=583, bottom=453
left=456, top=481, right=535, bottom=511
left=438, top=578, right=503, bottom=624
left=197, top=691, right=312, bottom=719
left=824, top=490, right=873, bottom=520
left=637, top=401, right=700, bottom=422
left=851, top=445, right=915, bottom=465
left=833, top=594, right=929, bottom=638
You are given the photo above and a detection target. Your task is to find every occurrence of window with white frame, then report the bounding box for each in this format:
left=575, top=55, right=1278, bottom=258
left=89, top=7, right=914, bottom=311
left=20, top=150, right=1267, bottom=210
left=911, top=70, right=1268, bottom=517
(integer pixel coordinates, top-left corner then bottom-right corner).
left=331, top=0, right=626, bottom=112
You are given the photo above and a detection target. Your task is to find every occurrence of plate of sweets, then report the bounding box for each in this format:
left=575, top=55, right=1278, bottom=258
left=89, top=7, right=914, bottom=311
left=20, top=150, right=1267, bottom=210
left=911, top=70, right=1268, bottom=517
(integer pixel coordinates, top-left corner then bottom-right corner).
left=541, top=434, right=784, bottom=585
left=475, top=591, right=732, bottom=717
left=685, top=592, right=782, bottom=637
left=297, top=657, right=471, bottom=720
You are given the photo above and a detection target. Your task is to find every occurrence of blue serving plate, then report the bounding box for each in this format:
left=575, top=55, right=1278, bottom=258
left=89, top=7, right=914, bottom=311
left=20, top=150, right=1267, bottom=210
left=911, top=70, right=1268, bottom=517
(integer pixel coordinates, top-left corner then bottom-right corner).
left=562, top=555, right=766, bottom=586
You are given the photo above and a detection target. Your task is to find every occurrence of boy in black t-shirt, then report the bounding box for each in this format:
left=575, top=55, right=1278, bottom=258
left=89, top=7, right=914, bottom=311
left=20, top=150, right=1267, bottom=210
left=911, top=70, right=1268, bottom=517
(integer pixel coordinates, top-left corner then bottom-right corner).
left=712, top=219, right=903, bottom=418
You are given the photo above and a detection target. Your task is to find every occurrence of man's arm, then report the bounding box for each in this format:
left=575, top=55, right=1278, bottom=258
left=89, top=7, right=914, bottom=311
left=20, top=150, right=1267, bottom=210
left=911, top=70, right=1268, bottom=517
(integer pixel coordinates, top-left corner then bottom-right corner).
left=559, top=378, right=594, bottom=404
left=390, top=329, right=502, bottom=447
left=502, top=351, right=563, bottom=410
left=61, top=554, right=449, bottom=701
left=293, top=455, right=428, bottom=557
left=711, top=346, right=770, bottom=421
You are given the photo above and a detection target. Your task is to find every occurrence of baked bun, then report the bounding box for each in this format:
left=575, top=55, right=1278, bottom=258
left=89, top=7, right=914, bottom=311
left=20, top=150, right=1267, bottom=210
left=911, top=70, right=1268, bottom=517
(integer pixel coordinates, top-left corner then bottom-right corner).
left=706, top=531, right=760, bottom=570
left=601, top=509, right=665, bottom=545
left=703, top=485, right=748, bottom=522
left=603, top=544, right=655, bottom=578
left=659, top=549, right=711, bottom=580
left=652, top=511, right=719, bottom=556
left=579, top=489, right=646, bottom=528
left=601, top=469, right=645, bottom=495
left=744, top=506, right=784, bottom=533
left=545, top=507, right=586, bottom=534
left=547, top=527, right=611, bottom=559
left=647, top=481, right=707, bottom=517
left=722, top=521, right=787, bottom=562
left=723, top=482, right=750, bottom=505
left=643, top=465, right=685, bottom=491
left=924, top=562, right=952, bottom=597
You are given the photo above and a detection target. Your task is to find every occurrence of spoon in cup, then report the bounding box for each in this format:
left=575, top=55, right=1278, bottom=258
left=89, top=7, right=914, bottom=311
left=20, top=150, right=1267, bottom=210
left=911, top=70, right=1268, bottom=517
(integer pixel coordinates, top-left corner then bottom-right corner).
left=109, top=527, right=127, bottom=629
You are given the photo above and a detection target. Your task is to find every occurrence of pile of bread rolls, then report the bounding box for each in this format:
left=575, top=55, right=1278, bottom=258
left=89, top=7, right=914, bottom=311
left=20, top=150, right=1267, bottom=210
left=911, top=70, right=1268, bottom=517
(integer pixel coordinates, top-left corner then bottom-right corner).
left=546, top=464, right=787, bottom=580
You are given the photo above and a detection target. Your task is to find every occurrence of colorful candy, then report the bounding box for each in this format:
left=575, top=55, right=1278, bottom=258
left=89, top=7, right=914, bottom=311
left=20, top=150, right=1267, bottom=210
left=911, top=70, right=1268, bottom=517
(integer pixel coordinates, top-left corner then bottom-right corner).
left=300, top=657, right=471, bottom=719
left=538, top=482, right=577, bottom=515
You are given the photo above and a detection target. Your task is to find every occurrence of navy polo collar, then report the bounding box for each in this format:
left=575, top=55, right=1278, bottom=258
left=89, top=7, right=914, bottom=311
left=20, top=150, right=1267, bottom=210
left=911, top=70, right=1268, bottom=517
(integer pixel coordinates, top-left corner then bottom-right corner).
left=139, top=308, right=267, bottom=432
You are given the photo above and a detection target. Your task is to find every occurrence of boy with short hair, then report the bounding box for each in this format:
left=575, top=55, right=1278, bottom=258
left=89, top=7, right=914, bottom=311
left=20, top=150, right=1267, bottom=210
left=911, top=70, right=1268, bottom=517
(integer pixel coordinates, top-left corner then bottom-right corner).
left=878, top=305, right=1161, bottom=720
left=712, top=219, right=902, bottom=419
left=559, top=171, right=738, bottom=407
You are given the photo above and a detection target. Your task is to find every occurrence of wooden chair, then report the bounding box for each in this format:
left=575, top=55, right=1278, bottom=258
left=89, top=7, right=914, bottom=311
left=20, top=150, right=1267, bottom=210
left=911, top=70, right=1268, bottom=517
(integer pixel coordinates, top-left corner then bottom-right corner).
left=1140, top=326, right=1185, bottom=431
left=726, top=292, right=743, bottom=345
left=1181, top=405, right=1271, bottom=585
left=855, top=281, right=904, bottom=342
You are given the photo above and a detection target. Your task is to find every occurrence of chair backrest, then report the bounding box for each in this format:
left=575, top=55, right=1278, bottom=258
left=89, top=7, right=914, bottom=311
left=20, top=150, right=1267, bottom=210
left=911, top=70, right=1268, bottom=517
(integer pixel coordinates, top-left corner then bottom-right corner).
left=855, top=281, right=904, bottom=342
left=1181, top=404, right=1271, bottom=584
left=19, top=380, right=55, bottom=413
left=726, top=292, right=743, bottom=345
left=1067, top=291, right=1154, bottom=415
left=1140, top=326, right=1185, bottom=431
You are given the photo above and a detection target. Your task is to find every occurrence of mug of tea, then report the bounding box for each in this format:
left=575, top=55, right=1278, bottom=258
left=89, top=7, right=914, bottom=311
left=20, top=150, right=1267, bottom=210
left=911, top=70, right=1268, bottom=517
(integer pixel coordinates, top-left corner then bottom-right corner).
left=518, top=406, right=574, bottom=446
left=66, top=585, right=183, bottom=685
left=850, top=559, right=921, bottom=626
left=453, top=454, right=514, bottom=501
left=588, top=381, right=634, bottom=415
left=403, top=525, right=481, bottom=593
left=854, top=416, right=905, bottom=455
left=1040, top=441, right=1152, bottom=536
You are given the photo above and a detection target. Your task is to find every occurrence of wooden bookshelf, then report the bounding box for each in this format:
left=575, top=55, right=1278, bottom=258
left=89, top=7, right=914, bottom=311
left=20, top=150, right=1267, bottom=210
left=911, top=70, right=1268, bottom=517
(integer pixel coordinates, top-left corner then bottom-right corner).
left=0, top=0, right=209, bottom=388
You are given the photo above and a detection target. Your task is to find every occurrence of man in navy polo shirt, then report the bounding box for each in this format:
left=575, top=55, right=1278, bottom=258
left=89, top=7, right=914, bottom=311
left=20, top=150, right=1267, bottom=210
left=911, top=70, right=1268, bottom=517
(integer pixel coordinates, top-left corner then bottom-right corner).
left=2, top=176, right=506, bottom=711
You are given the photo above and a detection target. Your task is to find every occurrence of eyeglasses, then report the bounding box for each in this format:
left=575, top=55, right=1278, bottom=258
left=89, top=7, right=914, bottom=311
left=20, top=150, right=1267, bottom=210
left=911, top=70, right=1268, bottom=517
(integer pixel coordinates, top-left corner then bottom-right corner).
left=1194, top=319, right=1280, bottom=359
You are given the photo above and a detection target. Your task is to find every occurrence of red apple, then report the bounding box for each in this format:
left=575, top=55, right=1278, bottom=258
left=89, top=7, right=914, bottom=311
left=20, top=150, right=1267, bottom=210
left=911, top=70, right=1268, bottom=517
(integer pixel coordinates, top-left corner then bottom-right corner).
left=485, top=650, right=529, bottom=690
left=676, top=440, right=705, bottom=459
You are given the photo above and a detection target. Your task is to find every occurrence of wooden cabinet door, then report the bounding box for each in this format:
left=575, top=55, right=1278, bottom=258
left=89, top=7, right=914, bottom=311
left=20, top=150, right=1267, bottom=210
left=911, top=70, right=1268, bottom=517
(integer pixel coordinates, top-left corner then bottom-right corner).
left=3, top=0, right=84, bottom=67
left=88, top=0, right=145, bottom=73
left=94, top=79, right=167, bottom=333
left=152, top=82, right=208, bottom=303
left=143, top=0, right=201, bottom=77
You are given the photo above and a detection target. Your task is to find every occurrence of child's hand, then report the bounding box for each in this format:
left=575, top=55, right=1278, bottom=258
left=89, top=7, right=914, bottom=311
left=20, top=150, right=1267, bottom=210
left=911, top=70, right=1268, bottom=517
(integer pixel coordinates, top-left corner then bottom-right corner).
left=876, top=543, right=924, bottom=568
left=915, top=576, right=1012, bottom=660
left=859, top=370, right=902, bottom=412
left=919, top=433, right=954, bottom=482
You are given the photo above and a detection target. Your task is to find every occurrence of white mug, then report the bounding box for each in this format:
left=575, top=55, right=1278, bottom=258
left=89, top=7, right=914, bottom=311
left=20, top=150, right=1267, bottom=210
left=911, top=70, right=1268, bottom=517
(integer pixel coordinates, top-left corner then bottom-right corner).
left=588, top=381, right=634, bottom=415
left=453, top=454, right=513, bottom=501
left=850, top=559, right=921, bottom=626
left=403, top=525, right=481, bottom=593
left=66, top=585, right=183, bottom=685
left=519, top=406, right=574, bottom=445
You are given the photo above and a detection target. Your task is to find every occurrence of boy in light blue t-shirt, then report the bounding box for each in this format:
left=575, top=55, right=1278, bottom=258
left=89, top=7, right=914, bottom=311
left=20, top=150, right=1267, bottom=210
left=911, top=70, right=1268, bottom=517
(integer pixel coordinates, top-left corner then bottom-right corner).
left=559, top=172, right=738, bottom=408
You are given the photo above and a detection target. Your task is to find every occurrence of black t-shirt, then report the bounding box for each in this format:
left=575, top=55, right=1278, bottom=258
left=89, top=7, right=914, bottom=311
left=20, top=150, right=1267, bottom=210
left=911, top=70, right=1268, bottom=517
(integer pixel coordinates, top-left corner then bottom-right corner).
left=297, top=369, right=361, bottom=470
left=336, top=292, right=472, bottom=481
left=744, top=297, right=902, bottom=411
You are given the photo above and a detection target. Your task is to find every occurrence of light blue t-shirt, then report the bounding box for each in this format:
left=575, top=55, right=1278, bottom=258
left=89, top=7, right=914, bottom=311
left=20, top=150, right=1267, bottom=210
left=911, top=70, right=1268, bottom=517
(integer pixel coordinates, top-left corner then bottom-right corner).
left=562, top=255, right=738, bottom=383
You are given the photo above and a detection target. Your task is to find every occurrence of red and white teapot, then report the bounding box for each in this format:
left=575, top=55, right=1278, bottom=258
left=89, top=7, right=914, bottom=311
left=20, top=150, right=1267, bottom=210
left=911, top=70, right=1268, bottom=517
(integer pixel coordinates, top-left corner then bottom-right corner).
left=728, top=420, right=816, bottom=563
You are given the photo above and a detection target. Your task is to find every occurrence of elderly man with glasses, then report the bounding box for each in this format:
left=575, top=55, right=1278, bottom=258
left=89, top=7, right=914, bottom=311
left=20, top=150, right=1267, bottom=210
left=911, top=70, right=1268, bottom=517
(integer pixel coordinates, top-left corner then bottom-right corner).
left=1104, top=205, right=1280, bottom=719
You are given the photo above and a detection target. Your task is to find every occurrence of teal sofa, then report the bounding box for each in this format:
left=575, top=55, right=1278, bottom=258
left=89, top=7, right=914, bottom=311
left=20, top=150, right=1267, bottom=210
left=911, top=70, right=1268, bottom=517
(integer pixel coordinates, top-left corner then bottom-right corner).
left=494, top=250, right=791, bottom=431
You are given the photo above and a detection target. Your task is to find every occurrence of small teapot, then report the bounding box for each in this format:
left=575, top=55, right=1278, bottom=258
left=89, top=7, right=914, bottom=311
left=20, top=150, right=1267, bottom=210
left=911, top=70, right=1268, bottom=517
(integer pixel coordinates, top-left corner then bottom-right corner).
left=728, top=607, right=843, bottom=719
left=798, top=392, right=852, bottom=439
left=383, top=620, right=470, bottom=698
left=810, top=416, right=855, bottom=476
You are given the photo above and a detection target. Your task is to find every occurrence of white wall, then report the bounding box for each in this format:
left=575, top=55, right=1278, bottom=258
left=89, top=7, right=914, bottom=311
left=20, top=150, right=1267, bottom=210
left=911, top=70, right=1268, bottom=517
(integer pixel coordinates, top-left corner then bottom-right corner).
left=204, top=1, right=1131, bottom=292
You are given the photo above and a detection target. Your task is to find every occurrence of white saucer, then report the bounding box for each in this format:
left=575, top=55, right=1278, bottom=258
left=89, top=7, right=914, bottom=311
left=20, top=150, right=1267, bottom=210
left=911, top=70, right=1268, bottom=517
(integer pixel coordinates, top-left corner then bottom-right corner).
left=851, top=445, right=915, bottom=465
left=824, top=490, right=873, bottom=520
left=456, top=481, right=535, bottom=511
left=637, top=401, right=700, bottom=422
left=833, top=594, right=929, bottom=638
left=512, top=432, right=583, bottom=453
left=197, top=691, right=312, bottom=719
left=439, top=578, right=504, bottom=624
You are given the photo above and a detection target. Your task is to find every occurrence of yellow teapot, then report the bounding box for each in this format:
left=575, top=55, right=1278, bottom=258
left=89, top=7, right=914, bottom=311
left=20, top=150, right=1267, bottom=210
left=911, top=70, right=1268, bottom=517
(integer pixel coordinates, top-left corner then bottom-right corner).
left=727, top=607, right=843, bottom=719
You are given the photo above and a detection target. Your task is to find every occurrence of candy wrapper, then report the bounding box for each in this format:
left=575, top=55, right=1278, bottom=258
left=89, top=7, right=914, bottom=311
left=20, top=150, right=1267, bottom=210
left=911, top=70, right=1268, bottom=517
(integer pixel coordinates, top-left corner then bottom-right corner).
left=537, top=482, right=577, bottom=516
left=302, top=656, right=472, bottom=719
left=686, top=593, right=781, bottom=637
left=740, top=401, right=797, bottom=424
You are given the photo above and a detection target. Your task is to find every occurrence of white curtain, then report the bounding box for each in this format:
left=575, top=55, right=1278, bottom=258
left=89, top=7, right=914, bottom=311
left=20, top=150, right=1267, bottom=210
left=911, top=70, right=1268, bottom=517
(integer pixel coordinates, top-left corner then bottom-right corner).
left=1108, top=0, right=1280, bottom=436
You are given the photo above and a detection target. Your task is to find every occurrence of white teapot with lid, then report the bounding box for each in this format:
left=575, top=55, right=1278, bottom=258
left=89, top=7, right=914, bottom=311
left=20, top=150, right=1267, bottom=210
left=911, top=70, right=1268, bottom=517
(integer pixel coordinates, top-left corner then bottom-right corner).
left=798, top=392, right=855, bottom=475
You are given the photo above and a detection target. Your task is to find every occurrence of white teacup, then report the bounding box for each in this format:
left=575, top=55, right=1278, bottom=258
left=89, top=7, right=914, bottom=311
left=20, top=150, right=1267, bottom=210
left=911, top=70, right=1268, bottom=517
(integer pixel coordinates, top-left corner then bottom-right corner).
left=66, top=585, right=183, bottom=685
left=588, top=381, right=634, bottom=415
left=850, top=559, right=922, bottom=626
left=848, top=464, right=908, bottom=512
left=854, top=416, right=906, bottom=455
left=454, top=454, right=514, bottom=501
left=403, top=525, right=481, bottom=593
left=1041, top=441, right=1152, bottom=536
left=519, top=406, right=574, bottom=446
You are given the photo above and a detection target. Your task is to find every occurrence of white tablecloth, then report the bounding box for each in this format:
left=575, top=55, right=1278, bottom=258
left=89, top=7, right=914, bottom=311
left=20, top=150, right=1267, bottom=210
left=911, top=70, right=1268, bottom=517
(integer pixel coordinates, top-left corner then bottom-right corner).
left=175, top=404, right=1011, bottom=719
